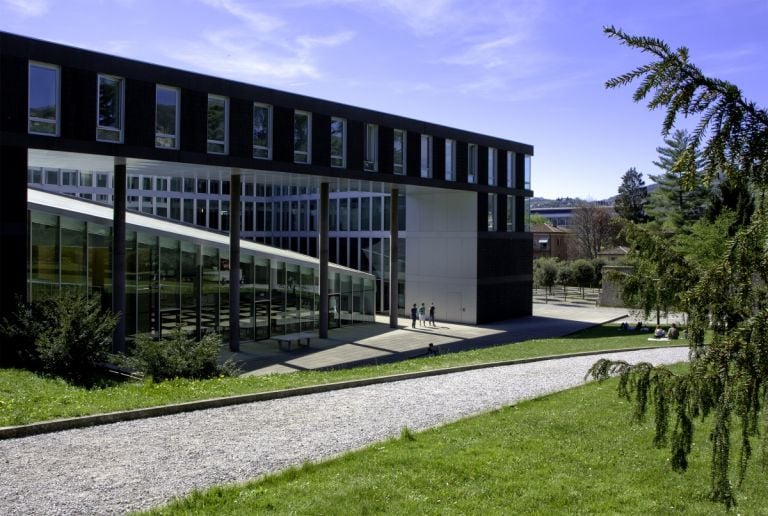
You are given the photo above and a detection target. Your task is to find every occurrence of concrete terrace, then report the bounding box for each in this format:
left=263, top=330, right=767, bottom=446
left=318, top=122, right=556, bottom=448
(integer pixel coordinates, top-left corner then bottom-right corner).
left=222, top=295, right=630, bottom=375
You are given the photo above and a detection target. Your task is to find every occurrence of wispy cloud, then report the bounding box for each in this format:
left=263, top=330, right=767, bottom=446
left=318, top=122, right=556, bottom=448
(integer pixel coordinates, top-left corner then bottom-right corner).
left=200, top=0, right=285, bottom=32
left=2, top=0, right=49, bottom=17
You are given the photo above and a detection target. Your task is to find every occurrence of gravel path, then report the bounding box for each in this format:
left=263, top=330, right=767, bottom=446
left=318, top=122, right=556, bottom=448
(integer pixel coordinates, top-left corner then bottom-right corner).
left=0, top=348, right=688, bottom=515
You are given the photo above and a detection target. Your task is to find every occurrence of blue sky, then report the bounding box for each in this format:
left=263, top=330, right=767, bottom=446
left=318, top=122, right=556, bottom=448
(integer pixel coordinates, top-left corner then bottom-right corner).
left=2, top=0, right=766, bottom=199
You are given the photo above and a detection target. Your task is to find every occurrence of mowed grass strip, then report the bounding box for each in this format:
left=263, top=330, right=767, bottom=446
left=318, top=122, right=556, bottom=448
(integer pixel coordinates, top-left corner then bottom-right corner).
left=0, top=324, right=683, bottom=427
left=143, top=364, right=764, bottom=515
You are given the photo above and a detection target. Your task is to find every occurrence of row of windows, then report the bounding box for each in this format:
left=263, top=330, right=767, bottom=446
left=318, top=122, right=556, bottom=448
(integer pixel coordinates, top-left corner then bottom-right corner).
left=28, top=62, right=531, bottom=187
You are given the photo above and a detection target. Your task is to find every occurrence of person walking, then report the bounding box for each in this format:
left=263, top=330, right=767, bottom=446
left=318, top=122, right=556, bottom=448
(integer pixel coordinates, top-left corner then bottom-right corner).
left=429, top=303, right=436, bottom=327
left=418, top=303, right=426, bottom=327
left=410, top=303, right=418, bottom=329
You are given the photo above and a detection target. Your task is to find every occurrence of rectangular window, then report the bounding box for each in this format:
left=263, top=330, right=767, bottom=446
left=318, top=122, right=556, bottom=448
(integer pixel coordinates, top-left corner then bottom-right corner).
left=445, top=139, right=456, bottom=181
left=468, top=143, right=478, bottom=184
left=506, top=195, right=515, bottom=231
left=294, top=110, right=311, bottom=163
left=207, top=95, right=228, bottom=154
left=364, top=124, right=378, bottom=171
left=155, top=85, right=179, bottom=149
left=253, top=103, right=272, bottom=159
left=393, top=129, right=406, bottom=175
left=420, top=134, right=432, bottom=178
left=488, top=147, right=497, bottom=186
left=506, top=150, right=516, bottom=188
left=28, top=62, right=59, bottom=136
left=96, top=74, right=124, bottom=142
left=330, top=117, right=346, bottom=168
left=524, top=155, right=532, bottom=189
left=488, top=193, right=497, bottom=231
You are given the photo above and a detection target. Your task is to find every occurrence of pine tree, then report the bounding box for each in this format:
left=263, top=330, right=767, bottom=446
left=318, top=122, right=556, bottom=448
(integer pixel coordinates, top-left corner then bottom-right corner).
left=614, top=167, right=648, bottom=223
left=589, top=26, right=768, bottom=508
left=647, top=129, right=709, bottom=229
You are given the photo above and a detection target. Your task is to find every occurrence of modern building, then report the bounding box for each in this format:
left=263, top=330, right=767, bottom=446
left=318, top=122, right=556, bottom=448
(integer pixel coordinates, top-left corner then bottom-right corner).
left=0, top=31, right=534, bottom=353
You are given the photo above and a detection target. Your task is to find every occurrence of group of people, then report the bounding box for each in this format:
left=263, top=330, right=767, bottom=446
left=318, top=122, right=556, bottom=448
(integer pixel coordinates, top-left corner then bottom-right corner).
left=411, top=302, right=437, bottom=328
left=619, top=321, right=681, bottom=339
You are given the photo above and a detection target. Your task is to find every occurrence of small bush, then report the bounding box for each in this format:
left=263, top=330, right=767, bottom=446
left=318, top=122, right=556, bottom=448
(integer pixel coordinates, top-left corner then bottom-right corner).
left=131, top=327, right=239, bottom=382
left=0, top=293, right=118, bottom=386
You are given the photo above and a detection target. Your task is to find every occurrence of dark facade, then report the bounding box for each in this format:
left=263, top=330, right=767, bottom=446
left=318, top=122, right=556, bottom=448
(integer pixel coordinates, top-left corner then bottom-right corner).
left=0, top=31, right=535, bottom=332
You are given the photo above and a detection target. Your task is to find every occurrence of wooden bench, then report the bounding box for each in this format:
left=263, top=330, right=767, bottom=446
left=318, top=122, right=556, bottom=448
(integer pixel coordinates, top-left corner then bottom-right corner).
left=273, top=332, right=315, bottom=351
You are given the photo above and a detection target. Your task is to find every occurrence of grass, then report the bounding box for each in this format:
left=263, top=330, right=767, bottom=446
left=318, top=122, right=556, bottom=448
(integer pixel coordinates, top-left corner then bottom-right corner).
left=142, top=363, right=764, bottom=515
left=0, top=323, right=685, bottom=427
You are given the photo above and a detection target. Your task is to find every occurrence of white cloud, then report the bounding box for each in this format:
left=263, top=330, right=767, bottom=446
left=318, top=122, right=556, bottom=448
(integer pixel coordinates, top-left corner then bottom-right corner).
left=200, top=0, right=285, bottom=32
left=2, top=0, right=49, bottom=17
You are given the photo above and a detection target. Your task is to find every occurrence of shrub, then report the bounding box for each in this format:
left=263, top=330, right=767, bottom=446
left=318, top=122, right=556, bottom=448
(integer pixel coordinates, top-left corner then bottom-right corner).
left=131, top=327, right=239, bottom=382
left=1, top=293, right=118, bottom=386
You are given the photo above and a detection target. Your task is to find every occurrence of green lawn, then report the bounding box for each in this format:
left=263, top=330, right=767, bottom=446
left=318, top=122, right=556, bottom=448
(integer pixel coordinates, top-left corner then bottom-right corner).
left=0, top=324, right=684, bottom=427
left=142, top=364, right=764, bottom=515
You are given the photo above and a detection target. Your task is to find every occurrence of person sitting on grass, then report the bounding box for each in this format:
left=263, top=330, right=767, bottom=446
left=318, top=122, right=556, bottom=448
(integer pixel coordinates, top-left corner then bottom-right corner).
left=654, top=326, right=666, bottom=338
left=667, top=323, right=680, bottom=340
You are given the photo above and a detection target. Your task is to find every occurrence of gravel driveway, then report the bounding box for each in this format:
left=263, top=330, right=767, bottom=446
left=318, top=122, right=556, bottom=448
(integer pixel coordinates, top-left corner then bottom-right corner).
left=0, top=347, right=688, bottom=515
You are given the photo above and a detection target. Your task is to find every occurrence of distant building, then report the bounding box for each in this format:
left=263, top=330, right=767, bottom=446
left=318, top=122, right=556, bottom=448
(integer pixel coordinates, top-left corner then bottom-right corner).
left=531, top=223, right=570, bottom=260
left=597, top=246, right=629, bottom=264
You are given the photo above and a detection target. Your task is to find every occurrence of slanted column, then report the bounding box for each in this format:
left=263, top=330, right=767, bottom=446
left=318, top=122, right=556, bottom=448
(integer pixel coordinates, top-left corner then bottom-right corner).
left=389, top=189, right=399, bottom=328
left=112, top=157, right=127, bottom=353
left=228, top=172, right=241, bottom=352
left=319, top=182, right=330, bottom=338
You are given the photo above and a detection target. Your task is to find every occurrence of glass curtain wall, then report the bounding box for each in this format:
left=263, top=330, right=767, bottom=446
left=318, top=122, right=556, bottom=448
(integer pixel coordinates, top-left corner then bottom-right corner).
left=26, top=207, right=375, bottom=341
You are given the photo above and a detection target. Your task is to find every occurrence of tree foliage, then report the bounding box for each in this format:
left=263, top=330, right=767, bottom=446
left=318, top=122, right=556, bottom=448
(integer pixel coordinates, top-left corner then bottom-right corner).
left=569, top=203, right=622, bottom=259
left=647, top=129, right=709, bottom=229
left=591, top=26, right=768, bottom=507
left=615, top=167, right=648, bottom=223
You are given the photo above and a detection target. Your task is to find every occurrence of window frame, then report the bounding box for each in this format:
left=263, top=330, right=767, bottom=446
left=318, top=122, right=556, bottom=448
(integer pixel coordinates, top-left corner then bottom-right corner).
left=96, top=73, right=125, bottom=143
left=207, top=94, right=229, bottom=155
left=393, top=129, right=406, bottom=175
left=467, top=143, right=478, bottom=184
left=253, top=102, right=272, bottom=159
left=506, top=150, right=516, bottom=188
left=155, top=84, right=179, bottom=149
left=28, top=61, right=60, bottom=136
left=364, top=123, right=378, bottom=171
left=445, top=138, right=456, bottom=181
left=293, top=110, right=312, bottom=164
left=488, top=147, right=497, bottom=186
left=330, top=116, right=347, bottom=168
left=420, top=134, right=432, bottom=178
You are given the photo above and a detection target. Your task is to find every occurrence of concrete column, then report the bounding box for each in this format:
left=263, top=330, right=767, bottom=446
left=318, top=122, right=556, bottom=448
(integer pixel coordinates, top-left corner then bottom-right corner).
left=0, top=145, right=28, bottom=365
left=112, top=157, right=127, bottom=353
left=319, top=182, right=329, bottom=338
left=228, top=172, right=241, bottom=352
left=389, top=189, right=399, bottom=328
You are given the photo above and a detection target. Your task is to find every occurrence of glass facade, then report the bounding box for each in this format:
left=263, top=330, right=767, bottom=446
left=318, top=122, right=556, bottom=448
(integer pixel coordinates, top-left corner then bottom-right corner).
left=28, top=193, right=376, bottom=342
left=155, top=85, right=179, bottom=149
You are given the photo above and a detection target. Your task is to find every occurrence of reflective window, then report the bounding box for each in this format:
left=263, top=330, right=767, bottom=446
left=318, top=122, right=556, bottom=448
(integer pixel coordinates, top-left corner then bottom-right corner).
left=506, top=150, right=516, bottom=188
left=364, top=124, right=378, bottom=171
left=97, top=74, right=124, bottom=142
left=524, top=155, right=532, bottom=189
left=393, top=129, right=406, bottom=175
left=487, top=193, right=497, bottom=231
left=28, top=62, right=59, bottom=136
left=155, top=85, right=179, bottom=149
left=468, top=143, right=478, bottom=184
left=445, top=139, right=455, bottom=181
left=488, top=147, right=497, bottom=186
left=294, top=110, right=311, bottom=163
left=506, top=194, right=515, bottom=231
left=253, top=103, right=272, bottom=159
left=420, top=134, right=432, bottom=178
left=330, top=117, right=346, bottom=168
left=207, top=94, right=228, bottom=154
